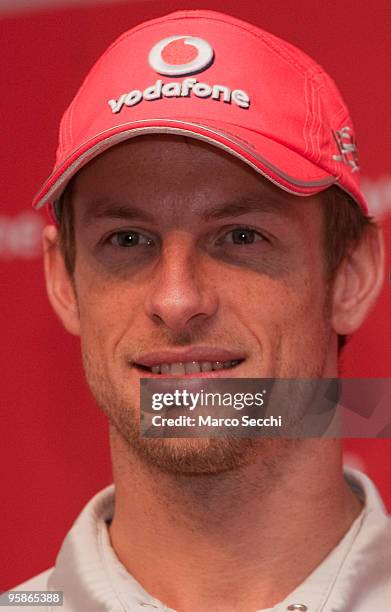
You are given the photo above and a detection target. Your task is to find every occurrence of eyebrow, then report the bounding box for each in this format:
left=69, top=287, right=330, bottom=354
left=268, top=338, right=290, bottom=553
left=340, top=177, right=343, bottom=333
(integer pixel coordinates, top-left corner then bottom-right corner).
left=201, top=194, right=293, bottom=222
left=82, top=199, right=155, bottom=224
left=81, top=193, right=293, bottom=225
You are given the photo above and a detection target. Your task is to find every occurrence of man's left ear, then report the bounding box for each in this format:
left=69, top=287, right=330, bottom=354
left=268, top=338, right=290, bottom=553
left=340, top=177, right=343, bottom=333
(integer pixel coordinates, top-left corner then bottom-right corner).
left=331, top=225, right=385, bottom=335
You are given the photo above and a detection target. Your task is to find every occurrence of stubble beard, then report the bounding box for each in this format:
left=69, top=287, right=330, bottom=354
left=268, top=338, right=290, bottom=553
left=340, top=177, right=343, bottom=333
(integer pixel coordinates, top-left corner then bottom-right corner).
left=82, top=345, right=265, bottom=474
left=81, top=315, right=332, bottom=477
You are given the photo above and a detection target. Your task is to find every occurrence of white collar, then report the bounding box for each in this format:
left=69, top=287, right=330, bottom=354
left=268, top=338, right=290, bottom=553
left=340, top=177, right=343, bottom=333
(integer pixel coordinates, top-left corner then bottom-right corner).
left=48, top=468, right=391, bottom=611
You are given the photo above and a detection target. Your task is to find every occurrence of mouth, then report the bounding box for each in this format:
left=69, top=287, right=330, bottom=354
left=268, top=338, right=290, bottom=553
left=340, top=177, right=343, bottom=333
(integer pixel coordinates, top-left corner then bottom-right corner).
left=134, top=358, right=244, bottom=377
left=131, top=347, right=247, bottom=378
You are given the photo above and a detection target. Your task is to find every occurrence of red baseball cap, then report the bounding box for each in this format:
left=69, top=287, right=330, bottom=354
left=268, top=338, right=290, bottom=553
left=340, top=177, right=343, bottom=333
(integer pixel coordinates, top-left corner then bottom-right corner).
left=32, top=9, right=368, bottom=216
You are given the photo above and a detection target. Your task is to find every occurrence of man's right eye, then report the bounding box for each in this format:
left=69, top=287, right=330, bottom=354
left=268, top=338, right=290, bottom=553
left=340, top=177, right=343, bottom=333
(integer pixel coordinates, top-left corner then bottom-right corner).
left=107, top=231, right=154, bottom=247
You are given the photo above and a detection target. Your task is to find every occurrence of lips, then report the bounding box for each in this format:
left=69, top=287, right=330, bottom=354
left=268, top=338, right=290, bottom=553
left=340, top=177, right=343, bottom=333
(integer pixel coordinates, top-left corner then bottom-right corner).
left=131, top=347, right=246, bottom=377
left=139, top=359, right=242, bottom=375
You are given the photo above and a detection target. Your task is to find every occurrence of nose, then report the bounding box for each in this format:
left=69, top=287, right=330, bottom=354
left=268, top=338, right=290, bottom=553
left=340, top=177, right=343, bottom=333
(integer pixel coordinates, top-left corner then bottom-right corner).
left=145, top=233, right=219, bottom=334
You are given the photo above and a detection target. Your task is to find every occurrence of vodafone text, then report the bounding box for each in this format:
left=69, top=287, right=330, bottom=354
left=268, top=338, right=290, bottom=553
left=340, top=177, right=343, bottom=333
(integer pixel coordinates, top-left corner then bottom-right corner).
left=108, top=78, right=250, bottom=113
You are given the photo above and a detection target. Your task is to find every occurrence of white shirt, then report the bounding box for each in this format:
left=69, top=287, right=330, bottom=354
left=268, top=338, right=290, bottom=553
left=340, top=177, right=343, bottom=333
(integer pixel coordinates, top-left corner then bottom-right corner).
left=7, top=468, right=391, bottom=611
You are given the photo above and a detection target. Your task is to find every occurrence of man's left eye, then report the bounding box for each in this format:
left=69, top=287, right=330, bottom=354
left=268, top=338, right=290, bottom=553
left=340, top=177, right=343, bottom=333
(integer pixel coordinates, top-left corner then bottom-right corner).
left=220, top=228, right=264, bottom=245
left=108, top=231, right=153, bottom=247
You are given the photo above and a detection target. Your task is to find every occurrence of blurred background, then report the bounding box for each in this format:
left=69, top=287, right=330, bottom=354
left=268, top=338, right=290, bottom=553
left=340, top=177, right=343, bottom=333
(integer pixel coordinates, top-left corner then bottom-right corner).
left=1, top=0, right=390, bottom=590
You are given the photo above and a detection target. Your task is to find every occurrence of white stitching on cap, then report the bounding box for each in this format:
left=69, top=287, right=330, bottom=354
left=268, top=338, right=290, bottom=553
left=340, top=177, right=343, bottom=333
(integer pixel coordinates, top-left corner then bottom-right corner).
left=34, top=120, right=336, bottom=210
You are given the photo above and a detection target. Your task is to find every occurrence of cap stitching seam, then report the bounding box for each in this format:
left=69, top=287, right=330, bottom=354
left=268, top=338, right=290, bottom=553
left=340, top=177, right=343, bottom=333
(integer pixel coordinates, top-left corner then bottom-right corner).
left=308, top=75, right=316, bottom=161
left=67, top=99, right=76, bottom=151
left=315, top=82, right=322, bottom=164
left=303, top=75, right=311, bottom=158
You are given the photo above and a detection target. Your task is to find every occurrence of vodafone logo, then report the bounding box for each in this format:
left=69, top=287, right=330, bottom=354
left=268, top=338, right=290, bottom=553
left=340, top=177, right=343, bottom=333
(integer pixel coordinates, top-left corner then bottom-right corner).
left=108, top=34, right=251, bottom=113
left=148, top=35, right=214, bottom=77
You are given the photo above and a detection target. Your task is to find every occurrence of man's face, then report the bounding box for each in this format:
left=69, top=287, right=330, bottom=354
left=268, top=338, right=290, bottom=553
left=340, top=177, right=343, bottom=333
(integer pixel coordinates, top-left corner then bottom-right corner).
left=66, top=135, right=335, bottom=472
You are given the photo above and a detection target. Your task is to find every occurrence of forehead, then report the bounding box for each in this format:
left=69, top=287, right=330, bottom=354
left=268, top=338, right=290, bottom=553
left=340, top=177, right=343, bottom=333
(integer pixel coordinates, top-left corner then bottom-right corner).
left=68, top=135, right=323, bottom=226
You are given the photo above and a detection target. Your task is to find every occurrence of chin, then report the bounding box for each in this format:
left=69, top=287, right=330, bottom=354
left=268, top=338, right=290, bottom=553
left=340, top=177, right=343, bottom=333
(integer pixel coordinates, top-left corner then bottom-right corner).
left=125, top=435, right=276, bottom=475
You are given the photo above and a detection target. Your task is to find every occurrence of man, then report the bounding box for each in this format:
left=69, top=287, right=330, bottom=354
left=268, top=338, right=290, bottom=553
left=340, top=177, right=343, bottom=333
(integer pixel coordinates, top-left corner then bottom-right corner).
left=7, top=9, right=390, bottom=612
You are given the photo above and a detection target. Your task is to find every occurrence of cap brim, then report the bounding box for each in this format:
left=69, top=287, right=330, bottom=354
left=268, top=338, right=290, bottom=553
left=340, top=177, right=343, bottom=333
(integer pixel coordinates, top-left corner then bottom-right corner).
left=33, top=118, right=362, bottom=210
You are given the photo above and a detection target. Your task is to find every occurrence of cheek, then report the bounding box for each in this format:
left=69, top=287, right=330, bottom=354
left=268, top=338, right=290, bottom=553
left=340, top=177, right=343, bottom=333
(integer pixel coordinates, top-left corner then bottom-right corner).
left=220, top=261, right=330, bottom=367
left=221, top=246, right=326, bottom=318
left=74, top=259, right=142, bottom=362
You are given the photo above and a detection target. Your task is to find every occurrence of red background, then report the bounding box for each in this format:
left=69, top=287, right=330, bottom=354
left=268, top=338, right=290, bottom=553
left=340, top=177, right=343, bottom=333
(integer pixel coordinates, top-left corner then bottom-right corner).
left=1, top=0, right=390, bottom=590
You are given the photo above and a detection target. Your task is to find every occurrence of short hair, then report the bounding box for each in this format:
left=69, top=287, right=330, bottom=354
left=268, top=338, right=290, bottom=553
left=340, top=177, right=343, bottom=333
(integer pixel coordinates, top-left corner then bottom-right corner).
left=55, top=182, right=376, bottom=351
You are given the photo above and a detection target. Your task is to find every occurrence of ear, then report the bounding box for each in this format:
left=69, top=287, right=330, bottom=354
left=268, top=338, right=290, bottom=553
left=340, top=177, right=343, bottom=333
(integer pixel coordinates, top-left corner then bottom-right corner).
left=331, top=225, right=385, bottom=335
left=42, top=225, right=81, bottom=336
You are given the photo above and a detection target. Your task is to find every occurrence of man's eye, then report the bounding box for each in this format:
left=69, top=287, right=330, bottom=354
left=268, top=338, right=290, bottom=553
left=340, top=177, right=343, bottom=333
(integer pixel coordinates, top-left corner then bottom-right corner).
left=108, top=231, right=153, bottom=247
left=220, top=228, right=264, bottom=245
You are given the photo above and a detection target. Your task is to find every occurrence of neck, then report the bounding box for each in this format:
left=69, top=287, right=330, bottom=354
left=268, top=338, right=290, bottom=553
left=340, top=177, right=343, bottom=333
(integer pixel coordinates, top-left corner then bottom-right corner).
left=108, top=429, right=362, bottom=612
